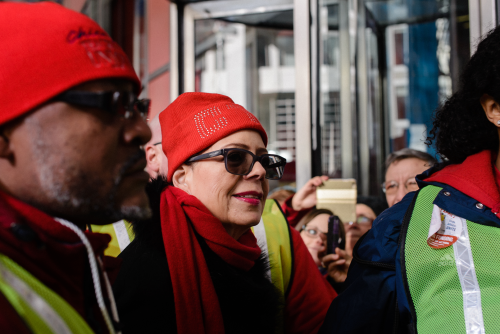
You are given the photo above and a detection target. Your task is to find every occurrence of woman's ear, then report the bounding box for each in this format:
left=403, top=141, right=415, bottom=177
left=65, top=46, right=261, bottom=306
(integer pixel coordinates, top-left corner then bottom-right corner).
left=145, top=144, right=160, bottom=174
left=172, top=164, right=192, bottom=194
left=480, top=94, right=500, bottom=126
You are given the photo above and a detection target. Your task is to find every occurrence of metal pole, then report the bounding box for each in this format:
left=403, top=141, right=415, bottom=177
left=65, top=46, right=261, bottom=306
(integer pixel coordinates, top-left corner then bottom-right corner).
left=177, top=3, right=185, bottom=94
left=311, top=0, right=323, bottom=177
left=356, top=0, right=369, bottom=195
left=170, top=3, right=179, bottom=101
left=294, top=0, right=313, bottom=188
left=339, top=0, right=354, bottom=179
left=469, top=0, right=497, bottom=54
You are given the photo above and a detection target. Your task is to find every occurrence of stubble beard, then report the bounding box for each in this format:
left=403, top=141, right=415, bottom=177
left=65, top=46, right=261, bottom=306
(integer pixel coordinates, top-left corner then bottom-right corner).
left=27, top=122, right=151, bottom=223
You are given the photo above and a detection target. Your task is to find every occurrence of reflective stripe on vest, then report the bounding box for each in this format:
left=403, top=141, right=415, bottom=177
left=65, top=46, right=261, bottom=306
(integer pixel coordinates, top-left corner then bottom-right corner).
left=252, top=199, right=293, bottom=297
left=90, top=220, right=134, bottom=257
left=0, top=254, right=94, bottom=334
left=404, top=185, right=495, bottom=333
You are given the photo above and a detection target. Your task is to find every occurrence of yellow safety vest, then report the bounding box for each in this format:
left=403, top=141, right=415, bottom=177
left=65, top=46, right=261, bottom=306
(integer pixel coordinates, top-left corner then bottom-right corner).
left=0, top=253, right=95, bottom=334
left=90, top=220, right=134, bottom=257
left=252, top=199, right=293, bottom=297
left=93, top=199, right=294, bottom=296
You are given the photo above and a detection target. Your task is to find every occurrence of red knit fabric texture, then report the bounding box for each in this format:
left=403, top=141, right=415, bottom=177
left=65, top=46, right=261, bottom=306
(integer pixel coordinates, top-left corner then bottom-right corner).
left=160, top=186, right=261, bottom=334
left=0, top=2, right=140, bottom=126
left=159, top=92, right=268, bottom=182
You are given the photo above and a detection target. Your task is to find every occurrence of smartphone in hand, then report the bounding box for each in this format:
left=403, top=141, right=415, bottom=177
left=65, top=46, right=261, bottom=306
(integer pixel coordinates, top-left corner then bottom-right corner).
left=326, top=215, right=345, bottom=255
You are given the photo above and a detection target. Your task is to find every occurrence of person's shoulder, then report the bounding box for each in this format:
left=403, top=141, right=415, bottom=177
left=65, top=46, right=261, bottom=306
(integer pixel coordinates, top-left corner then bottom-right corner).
left=356, top=192, right=417, bottom=264
left=0, top=292, right=33, bottom=334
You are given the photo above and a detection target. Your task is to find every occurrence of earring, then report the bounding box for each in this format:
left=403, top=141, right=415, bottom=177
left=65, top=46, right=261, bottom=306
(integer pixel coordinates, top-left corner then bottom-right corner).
left=497, top=120, right=500, bottom=126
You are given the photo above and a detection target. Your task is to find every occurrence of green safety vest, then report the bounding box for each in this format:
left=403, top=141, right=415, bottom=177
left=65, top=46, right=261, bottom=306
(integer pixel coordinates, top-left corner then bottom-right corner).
left=93, top=199, right=293, bottom=296
left=0, top=253, right=95, bottom=334
left=403, top=185, right=500, bottom=334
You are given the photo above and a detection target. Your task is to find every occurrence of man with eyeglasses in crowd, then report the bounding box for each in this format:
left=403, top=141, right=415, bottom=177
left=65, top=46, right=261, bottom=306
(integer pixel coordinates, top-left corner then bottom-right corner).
left=383, top=148, right=437, bottom=207
left=343, top=149, right=435, bottom=255
left=0, top=3, right=151, bottom=333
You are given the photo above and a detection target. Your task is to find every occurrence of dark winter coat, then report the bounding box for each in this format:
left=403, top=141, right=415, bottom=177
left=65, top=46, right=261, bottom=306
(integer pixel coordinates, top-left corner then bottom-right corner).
left=112, top=178, right=283, bottom=334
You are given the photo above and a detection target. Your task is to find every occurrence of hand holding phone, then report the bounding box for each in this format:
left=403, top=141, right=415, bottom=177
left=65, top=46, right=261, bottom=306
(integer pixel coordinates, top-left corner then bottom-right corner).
left=326, top=215, right=345, bottom=255
left=322, top=247, right=351, bottom=283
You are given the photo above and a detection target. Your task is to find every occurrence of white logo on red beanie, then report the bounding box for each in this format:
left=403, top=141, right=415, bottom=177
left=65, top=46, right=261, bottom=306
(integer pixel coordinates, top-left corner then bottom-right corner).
left=226, top=104, right=258, bottom=123
left=194, top=107, right=229, bottom=139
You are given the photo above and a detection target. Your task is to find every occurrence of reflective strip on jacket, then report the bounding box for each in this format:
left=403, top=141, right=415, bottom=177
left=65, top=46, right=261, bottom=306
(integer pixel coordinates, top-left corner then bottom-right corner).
left=0, top=253, right=95, bottom=334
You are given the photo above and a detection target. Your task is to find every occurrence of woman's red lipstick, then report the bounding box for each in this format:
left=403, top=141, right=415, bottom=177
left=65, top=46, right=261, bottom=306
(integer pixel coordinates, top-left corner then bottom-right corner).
left=233, top=191, right=263, bottom=205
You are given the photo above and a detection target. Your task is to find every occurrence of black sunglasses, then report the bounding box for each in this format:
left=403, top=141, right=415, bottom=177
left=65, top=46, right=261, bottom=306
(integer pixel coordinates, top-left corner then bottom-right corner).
left=54, top=90, right=150, bottom=121
left=186, top=148, right=287, bottom=180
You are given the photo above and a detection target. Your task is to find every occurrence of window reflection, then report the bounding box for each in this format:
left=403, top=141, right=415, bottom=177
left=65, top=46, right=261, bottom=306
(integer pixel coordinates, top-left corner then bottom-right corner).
left=195, top=19, right=297, bottom=183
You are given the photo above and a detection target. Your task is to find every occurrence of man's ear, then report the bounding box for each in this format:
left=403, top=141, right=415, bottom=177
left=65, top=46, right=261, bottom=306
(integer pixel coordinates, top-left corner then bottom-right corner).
left=172, top=165, right=192, bottom=195
left=480, top=94, right=500, bottom=126
left=0, top=127, right=13, bottom=159
left=145, top=145, right=160, bottom=173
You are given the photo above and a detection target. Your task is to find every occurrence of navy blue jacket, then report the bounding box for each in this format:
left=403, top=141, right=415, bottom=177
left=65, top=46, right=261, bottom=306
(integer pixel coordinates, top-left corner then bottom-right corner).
left=319, top=166, right=500, bottom=334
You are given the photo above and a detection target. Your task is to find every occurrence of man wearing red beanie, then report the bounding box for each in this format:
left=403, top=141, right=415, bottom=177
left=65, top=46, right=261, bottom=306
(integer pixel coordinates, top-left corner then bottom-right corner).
left=0, top=2, right=151, bottom=334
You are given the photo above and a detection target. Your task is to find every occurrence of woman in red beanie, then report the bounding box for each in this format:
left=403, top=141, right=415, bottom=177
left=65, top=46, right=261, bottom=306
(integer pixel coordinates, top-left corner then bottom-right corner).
left=113, top=93, right=336, bottom=334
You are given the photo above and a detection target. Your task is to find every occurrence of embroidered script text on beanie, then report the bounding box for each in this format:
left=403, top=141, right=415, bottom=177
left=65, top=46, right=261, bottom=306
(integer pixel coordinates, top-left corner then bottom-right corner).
left=0, top=2, right=140, bottom=126
left=159, top=93, right=268, bottom=182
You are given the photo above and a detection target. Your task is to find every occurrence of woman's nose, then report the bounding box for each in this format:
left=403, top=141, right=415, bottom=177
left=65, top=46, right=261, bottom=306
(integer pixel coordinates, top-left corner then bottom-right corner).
left=245, top=161, right=266, bottom=180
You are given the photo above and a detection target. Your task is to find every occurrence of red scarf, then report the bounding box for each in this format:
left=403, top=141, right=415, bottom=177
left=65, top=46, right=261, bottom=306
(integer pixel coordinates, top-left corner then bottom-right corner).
left=160, top=186, right=262, bottom=334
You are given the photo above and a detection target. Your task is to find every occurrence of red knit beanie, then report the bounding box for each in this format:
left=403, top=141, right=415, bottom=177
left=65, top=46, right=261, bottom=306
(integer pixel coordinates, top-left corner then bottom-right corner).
left=159, top=93, right=268, bottom=182
left=0, top=2, right=140, bottom=126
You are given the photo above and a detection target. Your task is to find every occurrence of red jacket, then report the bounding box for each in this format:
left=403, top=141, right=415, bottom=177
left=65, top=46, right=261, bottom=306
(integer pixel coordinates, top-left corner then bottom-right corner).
left=285, top=228, right=337, bottom=333
left=0, top=191, right=120, bottom=333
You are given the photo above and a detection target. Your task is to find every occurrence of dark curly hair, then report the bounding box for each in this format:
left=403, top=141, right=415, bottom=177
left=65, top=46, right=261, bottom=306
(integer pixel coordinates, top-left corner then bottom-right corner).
left=426, top=26, right=500, bottom=164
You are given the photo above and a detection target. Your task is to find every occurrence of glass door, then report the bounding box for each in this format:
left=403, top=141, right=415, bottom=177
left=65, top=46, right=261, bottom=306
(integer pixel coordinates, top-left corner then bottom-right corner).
left=316, top=0, right=470, bottom=195
left=176, top=0, right=472, bottom=195
left=186, top=0, right=298, bottom=188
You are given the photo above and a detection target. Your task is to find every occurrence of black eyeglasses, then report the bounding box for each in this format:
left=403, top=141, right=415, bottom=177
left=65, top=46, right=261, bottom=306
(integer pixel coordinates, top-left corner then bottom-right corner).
left=186, top=148, right=287, bottom=180
left=54, top=90, right=150, bottom=121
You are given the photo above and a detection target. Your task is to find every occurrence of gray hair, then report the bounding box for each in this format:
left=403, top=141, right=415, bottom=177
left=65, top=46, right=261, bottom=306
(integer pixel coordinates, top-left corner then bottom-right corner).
left=385, top=148, right=437, bottom=170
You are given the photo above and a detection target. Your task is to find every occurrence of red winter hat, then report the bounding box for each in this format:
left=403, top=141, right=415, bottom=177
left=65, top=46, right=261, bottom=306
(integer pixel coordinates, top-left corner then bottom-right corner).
left=160, top=93, right=268, bottom=182
left=0, top=2, right=140, bottom=126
